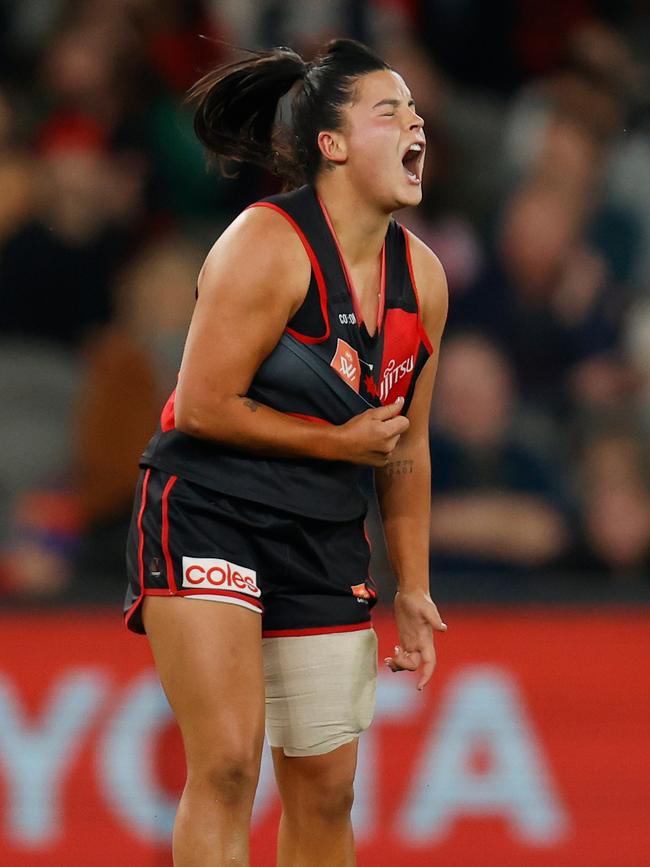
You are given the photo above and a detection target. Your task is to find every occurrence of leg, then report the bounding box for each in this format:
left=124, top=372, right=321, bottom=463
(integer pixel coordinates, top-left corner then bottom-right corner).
left=263, top=630, right=377, bottom=866
left=273, top=740, right=359, bottom=867
left=143, top=596, right=265, bottom=867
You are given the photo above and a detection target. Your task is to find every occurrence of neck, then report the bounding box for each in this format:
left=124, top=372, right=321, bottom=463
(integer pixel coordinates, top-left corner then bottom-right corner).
left=314, top=172, right=390, bottom=266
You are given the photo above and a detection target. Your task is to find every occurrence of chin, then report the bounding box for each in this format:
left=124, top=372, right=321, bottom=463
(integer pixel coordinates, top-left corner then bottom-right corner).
left=394, top=187, right=423, bottom=210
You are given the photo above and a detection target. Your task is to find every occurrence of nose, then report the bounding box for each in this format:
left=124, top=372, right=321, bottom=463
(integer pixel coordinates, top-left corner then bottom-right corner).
left=407, top=108, right=424, bottom=132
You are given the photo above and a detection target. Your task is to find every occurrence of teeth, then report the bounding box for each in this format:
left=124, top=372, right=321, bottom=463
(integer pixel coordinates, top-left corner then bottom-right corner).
left=409, top=143, right=422, bottom=153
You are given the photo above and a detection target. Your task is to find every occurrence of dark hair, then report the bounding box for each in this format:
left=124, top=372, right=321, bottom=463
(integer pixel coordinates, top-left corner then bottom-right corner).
left=188, top=39, right=390, bottom=188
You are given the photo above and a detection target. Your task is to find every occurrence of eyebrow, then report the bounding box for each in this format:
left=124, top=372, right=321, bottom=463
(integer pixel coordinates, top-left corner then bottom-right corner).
left=372, top=97, right=415, bottom=110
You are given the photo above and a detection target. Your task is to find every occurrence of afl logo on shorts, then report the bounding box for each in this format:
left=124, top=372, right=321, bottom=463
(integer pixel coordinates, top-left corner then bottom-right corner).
left=351, top=583, right=373, bottom=602
left=182, top=556, right=261, bottom=598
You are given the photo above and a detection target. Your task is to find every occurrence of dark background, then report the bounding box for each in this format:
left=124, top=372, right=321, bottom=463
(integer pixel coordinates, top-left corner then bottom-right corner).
left=0, top=0, right=649, bottom=610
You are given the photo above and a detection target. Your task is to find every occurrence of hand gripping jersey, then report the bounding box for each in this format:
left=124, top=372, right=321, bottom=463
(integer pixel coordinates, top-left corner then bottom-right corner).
left=140, top=185, right=432, bottom=520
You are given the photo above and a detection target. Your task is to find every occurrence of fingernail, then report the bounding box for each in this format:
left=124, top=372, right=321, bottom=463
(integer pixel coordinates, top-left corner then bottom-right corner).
left=394, top=645, right=401, bottom=654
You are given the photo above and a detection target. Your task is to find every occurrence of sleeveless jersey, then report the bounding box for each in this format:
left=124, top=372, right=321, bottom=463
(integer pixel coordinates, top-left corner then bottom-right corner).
left=140, top=185, right=432, bottom=521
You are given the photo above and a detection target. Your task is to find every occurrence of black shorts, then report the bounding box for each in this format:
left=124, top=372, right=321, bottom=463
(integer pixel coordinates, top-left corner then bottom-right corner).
left=124, top=468, right=377, bottom=636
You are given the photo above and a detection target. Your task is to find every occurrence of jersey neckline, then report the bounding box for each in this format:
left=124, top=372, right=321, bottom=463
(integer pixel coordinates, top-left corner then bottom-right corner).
left=315, top=191, right=387, bottom=340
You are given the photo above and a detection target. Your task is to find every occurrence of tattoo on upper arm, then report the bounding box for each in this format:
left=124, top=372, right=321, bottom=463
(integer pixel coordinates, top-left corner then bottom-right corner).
left=242, top=397, right=259, bottom=413
left=382, top=459, right=414, bottom=477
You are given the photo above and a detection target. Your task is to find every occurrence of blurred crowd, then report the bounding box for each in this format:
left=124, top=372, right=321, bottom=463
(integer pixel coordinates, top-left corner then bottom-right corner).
left=0, top=0, right=649, bottom=602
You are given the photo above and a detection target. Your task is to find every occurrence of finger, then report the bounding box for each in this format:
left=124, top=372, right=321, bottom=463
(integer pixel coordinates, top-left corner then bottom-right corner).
left=419, top=602, right=448, bottom=633
left=430, top=608, right=448, bottom=632
left=417, top=648, right=436, bottom=691
left=374, top=434, right=404, bottom=463
left=372, top=396, right=405, bottom=421
left=383, top=416, right=410, bottom=436
left=383, top=434, right=403, bottom=454
left=384, top=645, right=419, bottom=672
left=385, top=657, right=419, bottom=672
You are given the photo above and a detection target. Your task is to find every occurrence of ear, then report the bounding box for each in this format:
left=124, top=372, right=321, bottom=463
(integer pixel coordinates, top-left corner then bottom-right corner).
left=317, top=130, right=348, bottom=166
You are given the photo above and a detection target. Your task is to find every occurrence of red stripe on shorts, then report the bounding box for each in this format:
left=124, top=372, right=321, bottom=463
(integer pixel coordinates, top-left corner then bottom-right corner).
left=124, top=468, right=152, bottom=629
left=262, top=622, right=371, bottom=638
left=177, top=588, right=264, bottom=609
left=161, top=474, right=178, bottom=591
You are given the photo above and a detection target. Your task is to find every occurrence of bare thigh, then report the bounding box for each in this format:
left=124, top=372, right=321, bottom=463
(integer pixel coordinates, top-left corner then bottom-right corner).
left=142, top=596, right=265, bottom=768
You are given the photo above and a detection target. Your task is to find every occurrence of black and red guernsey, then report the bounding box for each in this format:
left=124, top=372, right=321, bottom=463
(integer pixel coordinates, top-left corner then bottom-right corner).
left=140, top=184, right=432, bottom=521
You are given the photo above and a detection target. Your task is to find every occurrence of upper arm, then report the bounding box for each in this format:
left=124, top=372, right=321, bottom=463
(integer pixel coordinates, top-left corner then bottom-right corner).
left=403, top=230, right=449, bottom=443
left=406, top=229, right=448, bottom=353
left=175, top=206, right=311, bottom=425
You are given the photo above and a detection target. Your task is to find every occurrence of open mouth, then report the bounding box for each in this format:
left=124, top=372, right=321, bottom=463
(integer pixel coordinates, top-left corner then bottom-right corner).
left=401, top=142, right=424, bottom=184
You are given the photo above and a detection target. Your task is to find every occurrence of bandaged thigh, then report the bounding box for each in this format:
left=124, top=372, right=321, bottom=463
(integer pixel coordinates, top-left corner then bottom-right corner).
left=263, top=628, right=378, bottom=757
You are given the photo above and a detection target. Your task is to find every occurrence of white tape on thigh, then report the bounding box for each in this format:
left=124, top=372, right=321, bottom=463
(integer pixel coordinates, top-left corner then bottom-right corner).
left=262, top=628, right=378, bottom=757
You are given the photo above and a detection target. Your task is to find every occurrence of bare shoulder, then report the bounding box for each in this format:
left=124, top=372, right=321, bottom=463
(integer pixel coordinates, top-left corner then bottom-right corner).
left=403, top=227, right=448, bottom=335
left=197, top=204, right=311, bottom=308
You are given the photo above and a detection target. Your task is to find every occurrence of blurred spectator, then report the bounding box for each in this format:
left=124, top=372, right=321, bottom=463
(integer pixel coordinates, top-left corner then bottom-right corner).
left=428, top=334, right=570, bottom=577
left=449, top=177, right=625, bottom=417
left=0, top=116, right=144, bottom=348
left=212, top=0, right=372, bottom=54
left=71, top=233, right=201, bottom=596
left=504, top=19, right=647, bottom=287
left=0, top=341, right=82, bottom=596
left=624, top=298, right=650, bottom=429
left=0, top=230, right=200, bottom=600
left=0, top=89, right=37, bottom=241
left=0, top=488, right=80, bottom=597
left=563, top=426, right=650, bottom=582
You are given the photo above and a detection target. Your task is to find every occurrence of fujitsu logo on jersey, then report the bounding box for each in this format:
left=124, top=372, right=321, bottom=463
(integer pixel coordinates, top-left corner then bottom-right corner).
left=181, top=556, right=260, bottom=597
left=380, top=355, right=414, bottom=402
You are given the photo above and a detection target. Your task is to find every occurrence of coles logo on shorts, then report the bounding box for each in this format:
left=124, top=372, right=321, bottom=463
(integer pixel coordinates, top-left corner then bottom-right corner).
left=182, top=556, right=260, bottom=598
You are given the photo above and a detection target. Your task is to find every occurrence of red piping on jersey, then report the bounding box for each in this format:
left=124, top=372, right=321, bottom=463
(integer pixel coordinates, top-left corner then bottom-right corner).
left=286, top=411, right=332, bottom=425
left=247, top=202, right=330, bottom=344
left=402, top=226, right=434, bottom=355
left=160, top=388, right=176, bottom=433
left=161, top=474, right=178, bottom=591
left=375, top=245, right=386, bottom=333
left=124, top=468, right=152, bottom=629
left=317, top=194, right=386, bottom=336
left=262, top=621, right=372, bottom=638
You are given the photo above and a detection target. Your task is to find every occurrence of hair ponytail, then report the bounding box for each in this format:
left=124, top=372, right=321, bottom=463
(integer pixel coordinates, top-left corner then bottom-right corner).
left=188, top=47, right=306, bottom=178
left=189, top=39, right=389, bottom=188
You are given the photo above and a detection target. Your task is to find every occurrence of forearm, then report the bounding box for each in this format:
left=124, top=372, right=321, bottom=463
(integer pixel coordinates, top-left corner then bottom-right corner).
left=375, top=439, right=431, bottom=593
left=176, top=391, right=339, bottom=461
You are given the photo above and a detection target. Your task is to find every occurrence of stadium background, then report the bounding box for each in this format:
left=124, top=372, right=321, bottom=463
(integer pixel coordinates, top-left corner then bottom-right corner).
left=0, top=1, right=649, bottom=864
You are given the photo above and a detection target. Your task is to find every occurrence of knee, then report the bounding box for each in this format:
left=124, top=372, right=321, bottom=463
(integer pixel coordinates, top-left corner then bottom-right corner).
left=296, top=777, right=355, bottom=825
left=188, top=750, right=260, bottom=806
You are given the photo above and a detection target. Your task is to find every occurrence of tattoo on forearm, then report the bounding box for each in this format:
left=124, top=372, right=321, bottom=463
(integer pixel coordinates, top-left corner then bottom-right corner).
left=242, top=397, right=259, bottom=413
left=383, top=459, right=414, bottom=477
